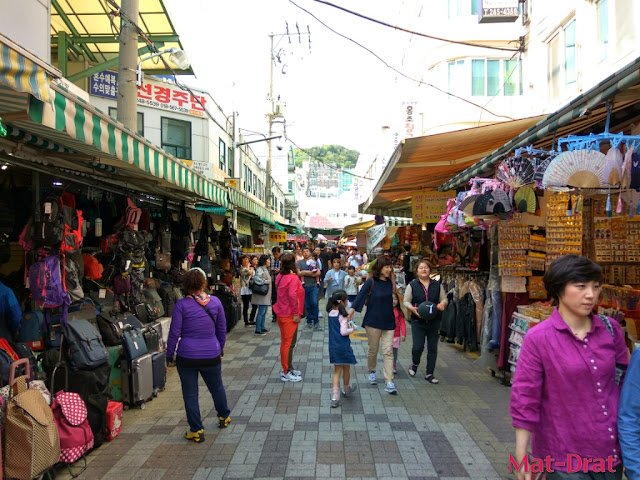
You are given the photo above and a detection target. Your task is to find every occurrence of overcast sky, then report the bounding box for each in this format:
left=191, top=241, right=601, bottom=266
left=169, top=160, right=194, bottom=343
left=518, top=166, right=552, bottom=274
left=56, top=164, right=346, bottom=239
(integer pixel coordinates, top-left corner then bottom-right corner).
left=164, top=0, right=417, bottom=159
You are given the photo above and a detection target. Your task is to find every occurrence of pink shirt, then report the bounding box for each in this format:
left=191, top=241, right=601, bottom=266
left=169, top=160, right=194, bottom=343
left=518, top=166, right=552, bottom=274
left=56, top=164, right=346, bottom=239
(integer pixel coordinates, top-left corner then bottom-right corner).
left=510, top=310, right=629, bottom=472
left=272, top=273, right=305, bottom=318
left=393, top=309, right=406, bottom=338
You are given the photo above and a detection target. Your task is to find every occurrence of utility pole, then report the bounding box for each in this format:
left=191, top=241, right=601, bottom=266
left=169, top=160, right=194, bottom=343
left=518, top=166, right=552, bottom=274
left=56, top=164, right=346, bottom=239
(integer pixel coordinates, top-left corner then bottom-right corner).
left=116, top=0, right=139, bottom=132
left=266, top=33, right=274, bottom=212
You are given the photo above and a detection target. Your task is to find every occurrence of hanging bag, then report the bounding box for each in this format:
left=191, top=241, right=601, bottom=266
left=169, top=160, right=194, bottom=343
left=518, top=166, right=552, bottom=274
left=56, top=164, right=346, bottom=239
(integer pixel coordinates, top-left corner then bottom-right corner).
left=250, top=267, right=269, bottom=295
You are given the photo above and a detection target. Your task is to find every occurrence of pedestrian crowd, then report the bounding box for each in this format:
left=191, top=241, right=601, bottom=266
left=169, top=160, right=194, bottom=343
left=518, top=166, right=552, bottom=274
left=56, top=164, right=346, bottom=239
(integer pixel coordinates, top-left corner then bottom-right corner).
left=165, top=245, right=640, bottom=480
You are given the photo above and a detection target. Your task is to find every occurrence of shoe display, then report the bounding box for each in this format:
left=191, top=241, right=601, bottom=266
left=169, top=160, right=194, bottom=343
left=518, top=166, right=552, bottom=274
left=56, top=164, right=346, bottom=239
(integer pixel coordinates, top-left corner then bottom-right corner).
left=281, top=371, right=302, bottom=382
left=341, top=384, right=358, bottom=397
left=218, top=416, right=231, bottom=428
left=330, top=397, right=341, bottom=408
left=368, top=372, right=377, bottom=385
left=385, top=382, right=398, bottom=395
left=185, top=429, right=205, bottom=443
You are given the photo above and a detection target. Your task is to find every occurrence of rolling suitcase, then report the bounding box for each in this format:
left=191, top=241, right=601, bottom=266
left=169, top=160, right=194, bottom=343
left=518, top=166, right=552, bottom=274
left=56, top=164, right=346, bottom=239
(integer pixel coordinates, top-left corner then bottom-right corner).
left=106, top=346, right=123, bottom=402
left=121, top=353, right=153, bottom=409
left=151, top=351, right=166, bottom=396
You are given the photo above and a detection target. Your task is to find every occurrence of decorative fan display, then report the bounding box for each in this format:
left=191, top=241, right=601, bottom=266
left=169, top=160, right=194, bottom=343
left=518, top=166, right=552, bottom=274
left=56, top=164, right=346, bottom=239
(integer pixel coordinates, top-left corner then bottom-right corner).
left=533, top=155, right=555, bottom=183
left=459, top=194, right=481, bottom=216
left=514, top=186, right=536, bottom=213
left=542, top=149, right=606, bottom=188
left=496, top=156, right=535, bottom=189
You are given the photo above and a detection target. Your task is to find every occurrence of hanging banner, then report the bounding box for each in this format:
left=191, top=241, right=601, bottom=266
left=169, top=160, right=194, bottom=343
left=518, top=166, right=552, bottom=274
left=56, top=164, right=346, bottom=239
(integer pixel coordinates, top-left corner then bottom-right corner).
left=366, top=223, right=387, bottom=252
left=412, top=190, right=456, bottom=223
left=269, top=231, right=287, bottom=242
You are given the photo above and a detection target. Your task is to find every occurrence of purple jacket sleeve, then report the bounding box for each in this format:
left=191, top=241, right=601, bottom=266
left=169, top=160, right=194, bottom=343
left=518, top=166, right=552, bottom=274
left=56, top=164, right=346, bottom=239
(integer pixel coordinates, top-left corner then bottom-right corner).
left=166, top=301, right=183, bottom=361
left=212, top=297, right=227, bottom=350
left=510, top=330, right=544, bottom=432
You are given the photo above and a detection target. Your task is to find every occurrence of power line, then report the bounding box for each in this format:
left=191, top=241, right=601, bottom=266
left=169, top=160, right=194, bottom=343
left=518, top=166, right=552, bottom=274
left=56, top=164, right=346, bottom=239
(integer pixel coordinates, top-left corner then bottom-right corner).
left=311, top=0, right=521, bottom=53
left=288, top=0, right=515, bottom=121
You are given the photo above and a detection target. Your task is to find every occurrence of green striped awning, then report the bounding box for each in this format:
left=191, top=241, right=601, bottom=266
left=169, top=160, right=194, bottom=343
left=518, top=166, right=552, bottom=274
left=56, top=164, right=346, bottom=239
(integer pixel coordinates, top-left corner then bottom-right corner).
left=228, top=188, right=273, bottom=223
left=385, top=217, right=413, bottom=227
left=4, top=124, right=72, bottom=152
left=14, top=83, right=229, bottom=208
left=0, top=35, right=54, bottom=102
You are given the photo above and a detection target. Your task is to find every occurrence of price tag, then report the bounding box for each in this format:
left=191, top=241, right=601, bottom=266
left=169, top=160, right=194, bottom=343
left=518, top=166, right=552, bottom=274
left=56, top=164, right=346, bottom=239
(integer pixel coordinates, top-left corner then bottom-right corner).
left=197, top=256, right=201, bottom=262
left=44, top=202, right=51, bottom=214
left=99, top=289, right=106, bottom=299
left=125, top=260, right=131, bottom=270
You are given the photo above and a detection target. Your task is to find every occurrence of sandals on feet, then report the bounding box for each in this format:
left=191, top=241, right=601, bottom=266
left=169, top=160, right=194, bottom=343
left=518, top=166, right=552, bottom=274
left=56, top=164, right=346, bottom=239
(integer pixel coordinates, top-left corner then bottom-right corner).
left=408, top=363, right=417, bottom=377
left=425, top=374, right=439, bottom=384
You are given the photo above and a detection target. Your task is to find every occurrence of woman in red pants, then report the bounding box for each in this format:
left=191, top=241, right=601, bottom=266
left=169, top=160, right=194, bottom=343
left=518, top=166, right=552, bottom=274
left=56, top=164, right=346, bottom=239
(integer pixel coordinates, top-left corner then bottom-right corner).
left=273, top=253, right=305, bottom=382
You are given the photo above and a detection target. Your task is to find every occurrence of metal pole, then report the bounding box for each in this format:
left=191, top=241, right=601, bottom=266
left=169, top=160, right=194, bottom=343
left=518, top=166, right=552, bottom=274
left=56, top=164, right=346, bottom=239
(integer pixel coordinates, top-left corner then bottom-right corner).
left=116, top=0, right=139, bottom=131
left=266, top=33, right=274, bottom=212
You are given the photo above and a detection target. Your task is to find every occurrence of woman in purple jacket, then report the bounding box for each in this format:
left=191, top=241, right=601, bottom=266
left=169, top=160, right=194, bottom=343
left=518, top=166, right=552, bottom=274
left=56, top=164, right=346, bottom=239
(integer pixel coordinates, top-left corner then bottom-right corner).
left=166, top=268, right=231, bottom=443
left=510, top=256, right=628, bottom=479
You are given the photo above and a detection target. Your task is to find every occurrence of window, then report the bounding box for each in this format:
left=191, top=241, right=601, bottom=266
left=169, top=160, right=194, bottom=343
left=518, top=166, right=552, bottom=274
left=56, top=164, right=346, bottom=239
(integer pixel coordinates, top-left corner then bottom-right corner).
left=471, top=59, right=522, bottom=96
left=252, top=173, right=257, bottom=196
left=597, top=0, right=609, bottom=61
left=447, top=60, right=465, bottom=96
left=108, top=108, right=144, bottom=136
left=448, top=0, right=477, bottom=17
left=288, top=180, right=294, bottom=193
left=161, top=117, right=191, bottom=159
left=227, top=147, right=233, bottom=177
left=219, top=139, right=226, bottom=172
left=548, top=20, right=577, bottom=101
left=280, top=201, right=284, bottom=217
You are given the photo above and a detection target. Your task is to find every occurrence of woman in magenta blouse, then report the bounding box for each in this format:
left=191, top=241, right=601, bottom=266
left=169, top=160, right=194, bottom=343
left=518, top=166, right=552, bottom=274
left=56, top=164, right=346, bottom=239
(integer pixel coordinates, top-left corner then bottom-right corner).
left=510, top=255, right=628, bottom=480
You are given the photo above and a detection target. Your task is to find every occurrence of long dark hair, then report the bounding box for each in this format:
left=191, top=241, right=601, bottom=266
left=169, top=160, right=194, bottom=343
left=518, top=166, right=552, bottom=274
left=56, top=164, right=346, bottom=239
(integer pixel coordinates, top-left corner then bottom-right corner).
left=326, top=289, right=348, bottom=316
left=391, top=292, right=403, bottom=317
left=371, top=256, right=393, bottom=280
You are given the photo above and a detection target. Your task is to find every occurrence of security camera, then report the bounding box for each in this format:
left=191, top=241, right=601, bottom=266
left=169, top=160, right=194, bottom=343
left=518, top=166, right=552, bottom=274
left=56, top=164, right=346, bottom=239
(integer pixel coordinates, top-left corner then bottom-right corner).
left=276, top=144, right=283, bottom=151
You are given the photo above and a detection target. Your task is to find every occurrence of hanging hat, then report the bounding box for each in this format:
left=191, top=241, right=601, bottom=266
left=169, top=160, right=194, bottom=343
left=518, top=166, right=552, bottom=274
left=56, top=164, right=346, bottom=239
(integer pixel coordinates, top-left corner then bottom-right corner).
left=514, top=186, right=536, bottom=213
left=417, top=301, right=439, bottom=321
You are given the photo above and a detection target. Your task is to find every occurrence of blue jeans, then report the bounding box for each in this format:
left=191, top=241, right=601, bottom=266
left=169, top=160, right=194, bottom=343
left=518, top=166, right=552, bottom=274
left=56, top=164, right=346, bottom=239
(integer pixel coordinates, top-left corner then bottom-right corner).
left=304, top=285, right=319, bottom=326
left=255, top=305, right=268, bottom=333
left=177, top=363, right=230, bottom=432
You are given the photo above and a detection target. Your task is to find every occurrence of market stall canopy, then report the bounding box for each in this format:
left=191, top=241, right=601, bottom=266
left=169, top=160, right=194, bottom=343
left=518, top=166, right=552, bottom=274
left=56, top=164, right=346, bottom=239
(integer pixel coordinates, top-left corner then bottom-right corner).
left=359, top=116, right=545, bottom=217
left=441, top=55, right=640, bottom=191
left=342, top=217, right=413, bottom=237
left=50, top=0, right=194, bottom=77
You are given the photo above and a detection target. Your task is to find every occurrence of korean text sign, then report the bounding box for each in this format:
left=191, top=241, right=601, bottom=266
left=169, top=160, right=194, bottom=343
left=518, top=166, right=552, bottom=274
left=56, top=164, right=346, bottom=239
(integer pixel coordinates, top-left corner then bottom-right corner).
left=412, top=191, right=456, bottom=223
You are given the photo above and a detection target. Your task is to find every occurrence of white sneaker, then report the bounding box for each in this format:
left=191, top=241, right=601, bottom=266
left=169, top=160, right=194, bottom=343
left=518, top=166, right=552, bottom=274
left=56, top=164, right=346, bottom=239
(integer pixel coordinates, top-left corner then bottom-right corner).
left=290, top=369, right=302, bottom=376
left=368, top=372, right=377, bottom=385
left=385, top=381, right=398, bottom=394
left=318, top=313, right=323, bottom=318
left=281, top=371, right=302, bottom=382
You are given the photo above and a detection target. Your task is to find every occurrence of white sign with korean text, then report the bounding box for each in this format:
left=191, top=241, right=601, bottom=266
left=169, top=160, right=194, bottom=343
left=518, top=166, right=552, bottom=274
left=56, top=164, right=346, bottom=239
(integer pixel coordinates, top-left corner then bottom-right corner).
left=366, top=223, right=387, bottom=252
left=191, top=161, right=213, bottom=179
left=136, top=82, right=207, bottom=118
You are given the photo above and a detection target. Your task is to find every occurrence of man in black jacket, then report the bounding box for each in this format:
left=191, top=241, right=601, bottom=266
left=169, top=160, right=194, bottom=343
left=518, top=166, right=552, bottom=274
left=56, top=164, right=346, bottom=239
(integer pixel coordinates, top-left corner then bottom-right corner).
left=402, top=244, right=414, bottom=284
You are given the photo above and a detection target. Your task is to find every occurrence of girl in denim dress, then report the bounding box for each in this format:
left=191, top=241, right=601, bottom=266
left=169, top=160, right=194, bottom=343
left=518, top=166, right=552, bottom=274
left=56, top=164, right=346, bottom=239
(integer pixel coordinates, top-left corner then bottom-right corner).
left=327, top=290, right=358, bottom=408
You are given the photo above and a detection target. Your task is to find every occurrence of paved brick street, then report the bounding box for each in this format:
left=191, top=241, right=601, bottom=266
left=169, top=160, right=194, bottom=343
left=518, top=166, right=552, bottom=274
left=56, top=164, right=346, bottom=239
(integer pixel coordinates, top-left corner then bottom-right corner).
left=56, top=303, right=516, bottom=480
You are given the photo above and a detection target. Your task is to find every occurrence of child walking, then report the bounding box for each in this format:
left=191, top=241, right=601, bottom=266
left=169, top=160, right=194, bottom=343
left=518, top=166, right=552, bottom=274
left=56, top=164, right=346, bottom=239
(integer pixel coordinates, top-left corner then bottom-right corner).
left=392, top=292, right=406, bottom=374
left=327, top=290, right=358, bottom=408
left=344, top=266, right=360, bottom=306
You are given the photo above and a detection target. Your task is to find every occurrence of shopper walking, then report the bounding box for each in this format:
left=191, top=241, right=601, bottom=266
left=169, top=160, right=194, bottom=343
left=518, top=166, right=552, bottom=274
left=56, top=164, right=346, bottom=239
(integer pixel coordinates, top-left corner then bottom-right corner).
left=347, top=256, right=397, bottom=394
left=324, top=256, right=347, bottom=299
left=327, top=290, right=357, bottom=408
left=391, top=292, right=406, bottom=374
left=270, top=246, right=281, bottom=323
left=248, top=255, right=259, bottom=324
left=297, top=247, right=321, bottom=330
left=251, top=255, right=272, bottom=336
left=344, top=266, right=360, bottom=306
left=510, top=255, right=628, bottom=479
left=238, top=255, right=255, bottom=327
left=166, top=268, right=231, bottom=443
left=403, top=259, right=448, bottom=384
left=273, top=253, right=305, bottom=382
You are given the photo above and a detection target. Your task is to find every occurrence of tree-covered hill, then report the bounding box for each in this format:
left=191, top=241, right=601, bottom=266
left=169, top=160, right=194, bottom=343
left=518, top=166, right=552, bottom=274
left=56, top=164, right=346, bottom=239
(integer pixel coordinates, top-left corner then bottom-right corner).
left=293, top=145, right=359, bottom=168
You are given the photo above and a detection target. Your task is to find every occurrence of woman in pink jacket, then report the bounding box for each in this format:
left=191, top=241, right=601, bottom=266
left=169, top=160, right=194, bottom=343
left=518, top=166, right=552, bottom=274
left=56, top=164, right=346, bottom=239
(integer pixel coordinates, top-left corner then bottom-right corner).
left=273, top=253, right=305, bottom=382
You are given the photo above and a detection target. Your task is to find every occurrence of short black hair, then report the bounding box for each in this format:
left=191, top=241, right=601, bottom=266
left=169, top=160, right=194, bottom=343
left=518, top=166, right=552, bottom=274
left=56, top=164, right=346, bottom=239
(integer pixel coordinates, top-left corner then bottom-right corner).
left=404, top=243, right=411, bottom=252
left=272, top=246, right=281, bottom=254
left=258, top=254, right=270, bottom=267
left=347, top=266, right=355, bottom=272
left=543, top=255, right=603, bottom=303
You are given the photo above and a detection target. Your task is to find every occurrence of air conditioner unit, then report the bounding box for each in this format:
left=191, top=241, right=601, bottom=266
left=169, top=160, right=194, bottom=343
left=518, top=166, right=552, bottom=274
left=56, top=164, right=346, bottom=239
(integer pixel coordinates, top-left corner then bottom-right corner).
left=272, top=100, right=285, bottom=117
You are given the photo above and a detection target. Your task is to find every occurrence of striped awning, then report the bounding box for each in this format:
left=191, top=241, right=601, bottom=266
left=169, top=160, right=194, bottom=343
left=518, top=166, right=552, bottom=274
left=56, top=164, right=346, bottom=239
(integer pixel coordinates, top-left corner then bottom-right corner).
left=385, top=217, right=413, bottom=227
left=228, top=188, right=273, bottom=223
left=0, top=34, right=56, bottom=102
left=7, top=82, right=229, bottom=208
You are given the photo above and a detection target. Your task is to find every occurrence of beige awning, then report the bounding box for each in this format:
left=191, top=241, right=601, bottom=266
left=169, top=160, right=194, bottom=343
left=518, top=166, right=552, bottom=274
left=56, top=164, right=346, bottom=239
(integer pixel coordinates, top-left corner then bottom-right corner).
left=360, top=116, right=545, bottom=216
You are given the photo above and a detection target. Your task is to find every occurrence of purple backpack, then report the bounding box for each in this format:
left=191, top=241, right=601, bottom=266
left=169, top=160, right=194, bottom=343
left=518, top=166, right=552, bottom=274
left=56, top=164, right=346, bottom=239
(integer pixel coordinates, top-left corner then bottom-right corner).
left=28, top=255, right=70, bottom=312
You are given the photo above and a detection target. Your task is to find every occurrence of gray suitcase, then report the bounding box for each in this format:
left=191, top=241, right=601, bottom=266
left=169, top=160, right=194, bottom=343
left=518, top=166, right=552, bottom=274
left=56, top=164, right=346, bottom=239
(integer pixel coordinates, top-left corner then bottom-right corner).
left=157, top=317, right=171, bottom=353
left=122, top=352, right=153, bottom=409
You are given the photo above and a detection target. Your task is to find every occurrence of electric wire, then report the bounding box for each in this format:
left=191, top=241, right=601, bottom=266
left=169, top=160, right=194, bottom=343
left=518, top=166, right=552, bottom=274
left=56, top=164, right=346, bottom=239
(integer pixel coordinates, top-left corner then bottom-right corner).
left=288, top=0, right=515, bottom=121
left=311, top=0, right=521, bottom=53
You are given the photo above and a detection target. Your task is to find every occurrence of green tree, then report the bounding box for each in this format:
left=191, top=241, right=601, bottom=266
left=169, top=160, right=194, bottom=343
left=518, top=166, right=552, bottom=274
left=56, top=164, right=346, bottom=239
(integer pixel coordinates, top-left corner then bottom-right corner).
left=293, top=145, right=359, bottom=169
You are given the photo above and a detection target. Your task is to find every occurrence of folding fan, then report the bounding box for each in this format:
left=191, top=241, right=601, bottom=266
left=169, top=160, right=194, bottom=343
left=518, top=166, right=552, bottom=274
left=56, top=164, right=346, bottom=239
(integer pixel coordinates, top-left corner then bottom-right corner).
left=602, top=146, right=623, bottom=186
left=533, top=155, right=555, bottom=183
left=514, top=186, right=536, bottom=213
left=496, top=156, right=535, bottom=189
left=542, top=149, right=606, bottom=188
left=459, top=194, right=481, bottom=216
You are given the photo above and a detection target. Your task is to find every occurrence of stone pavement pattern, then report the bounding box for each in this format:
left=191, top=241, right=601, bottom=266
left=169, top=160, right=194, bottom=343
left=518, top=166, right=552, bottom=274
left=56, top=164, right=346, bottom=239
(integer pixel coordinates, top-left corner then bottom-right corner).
left=55, top=303, right=516, bottom=480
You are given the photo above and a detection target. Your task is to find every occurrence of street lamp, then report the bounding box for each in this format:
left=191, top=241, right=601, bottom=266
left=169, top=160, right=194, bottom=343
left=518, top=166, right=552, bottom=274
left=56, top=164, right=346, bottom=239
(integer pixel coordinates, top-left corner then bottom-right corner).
left=136, top=47, right=190, bottom=86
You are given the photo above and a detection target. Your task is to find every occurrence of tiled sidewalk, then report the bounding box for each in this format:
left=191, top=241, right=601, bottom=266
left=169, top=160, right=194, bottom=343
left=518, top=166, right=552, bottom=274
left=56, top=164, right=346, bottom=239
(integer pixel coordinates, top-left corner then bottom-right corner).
left=55, top=304, right=516, bottom=480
